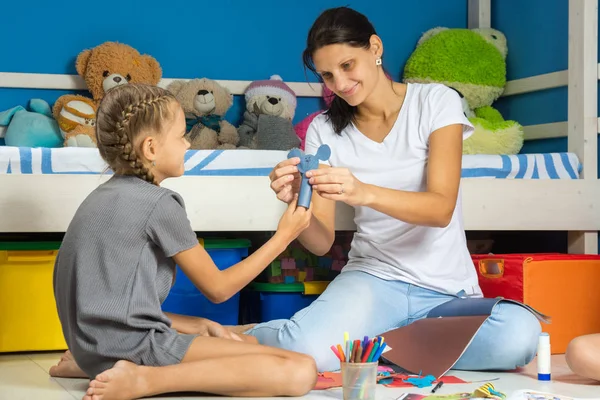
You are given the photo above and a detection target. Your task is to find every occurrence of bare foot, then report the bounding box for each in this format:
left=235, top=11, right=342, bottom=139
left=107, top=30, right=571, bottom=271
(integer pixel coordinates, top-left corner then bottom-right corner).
left=49, top=350, right=88, bottom=378
left=83, top=360, right=148, bottom=400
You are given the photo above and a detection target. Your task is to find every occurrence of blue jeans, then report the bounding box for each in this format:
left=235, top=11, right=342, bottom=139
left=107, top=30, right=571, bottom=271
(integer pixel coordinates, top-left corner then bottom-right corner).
left=246, top=270, right=541, bottom=372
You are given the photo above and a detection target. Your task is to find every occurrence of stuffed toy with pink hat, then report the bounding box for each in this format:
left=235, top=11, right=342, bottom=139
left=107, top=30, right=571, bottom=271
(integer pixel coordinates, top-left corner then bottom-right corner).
left=293, top=84, right=334, bottom=150
left=238, top=75, right=301, bottom=150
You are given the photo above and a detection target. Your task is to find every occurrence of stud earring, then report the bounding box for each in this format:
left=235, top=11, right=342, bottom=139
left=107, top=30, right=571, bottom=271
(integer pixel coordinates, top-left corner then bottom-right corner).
left=376, top=58, right=382, bottom=66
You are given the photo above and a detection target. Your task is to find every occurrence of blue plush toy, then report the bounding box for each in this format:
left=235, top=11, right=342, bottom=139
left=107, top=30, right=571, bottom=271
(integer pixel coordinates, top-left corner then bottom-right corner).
left=0, top=99, right=63, bottom=148
left=287, top=144, right=331, bottom=208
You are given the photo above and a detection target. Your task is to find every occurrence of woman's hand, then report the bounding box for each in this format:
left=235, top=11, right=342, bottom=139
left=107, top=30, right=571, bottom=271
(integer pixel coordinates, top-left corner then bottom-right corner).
left=307, top=167, right=370, bottom=207
left=269, top=157, right=301, bottom=204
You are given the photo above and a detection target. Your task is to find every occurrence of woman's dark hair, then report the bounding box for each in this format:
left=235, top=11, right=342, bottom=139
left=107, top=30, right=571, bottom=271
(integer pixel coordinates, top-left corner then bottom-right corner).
left=302, top=7, right=378, bottom=134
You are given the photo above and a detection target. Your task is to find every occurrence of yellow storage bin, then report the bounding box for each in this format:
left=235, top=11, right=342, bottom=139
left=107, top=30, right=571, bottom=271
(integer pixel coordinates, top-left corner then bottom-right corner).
left=0, top=242, right=67, bottom=352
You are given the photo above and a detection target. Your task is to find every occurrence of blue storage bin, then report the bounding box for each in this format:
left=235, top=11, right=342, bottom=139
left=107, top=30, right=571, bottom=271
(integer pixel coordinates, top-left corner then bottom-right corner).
left=249, top=282, right=326, bottom=322
left=161, top=238, right=251, bottom=325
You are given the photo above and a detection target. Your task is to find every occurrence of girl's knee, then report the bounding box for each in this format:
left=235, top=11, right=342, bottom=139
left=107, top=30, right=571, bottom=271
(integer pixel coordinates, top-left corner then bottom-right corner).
left=280, top=354, right=317, bottom=396
left=566, top=335, right=600, bottom=379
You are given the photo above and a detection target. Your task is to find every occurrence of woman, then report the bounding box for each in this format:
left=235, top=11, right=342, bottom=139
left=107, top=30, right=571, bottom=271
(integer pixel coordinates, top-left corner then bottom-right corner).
left=246, top=6, right=542, bottom=372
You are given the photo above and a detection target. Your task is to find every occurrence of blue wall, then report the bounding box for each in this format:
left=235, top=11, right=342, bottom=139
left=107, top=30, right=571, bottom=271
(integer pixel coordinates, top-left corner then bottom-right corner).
left=0, top=0, right=468, bottom=127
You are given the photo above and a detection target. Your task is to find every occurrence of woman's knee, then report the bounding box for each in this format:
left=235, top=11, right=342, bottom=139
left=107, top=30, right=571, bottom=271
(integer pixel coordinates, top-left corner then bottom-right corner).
left=494, top=303, right=542, bottom=367
left=280, top=330, right=337, bottom=372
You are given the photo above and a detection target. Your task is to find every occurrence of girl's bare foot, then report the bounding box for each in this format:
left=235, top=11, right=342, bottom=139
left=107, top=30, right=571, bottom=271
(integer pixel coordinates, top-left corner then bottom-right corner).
left=83, top=360, right=147, bottom=400
left=49, top=350, right=88, bottom=378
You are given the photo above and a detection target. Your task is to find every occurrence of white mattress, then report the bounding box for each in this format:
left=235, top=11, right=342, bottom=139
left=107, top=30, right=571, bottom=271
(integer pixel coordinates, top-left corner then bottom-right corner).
left=0, top=146, right=582, bottom=179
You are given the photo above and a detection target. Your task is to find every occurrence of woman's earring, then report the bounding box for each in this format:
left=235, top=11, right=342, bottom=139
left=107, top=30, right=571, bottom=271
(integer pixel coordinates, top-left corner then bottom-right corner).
left=376, top=58, right=382, bottom=66
left=151, top=161, right=156, bottom=167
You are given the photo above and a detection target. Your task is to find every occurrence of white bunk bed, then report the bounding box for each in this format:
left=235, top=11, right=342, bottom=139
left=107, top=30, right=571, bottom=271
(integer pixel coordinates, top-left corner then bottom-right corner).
left=0, top=0, right=598, bottom=254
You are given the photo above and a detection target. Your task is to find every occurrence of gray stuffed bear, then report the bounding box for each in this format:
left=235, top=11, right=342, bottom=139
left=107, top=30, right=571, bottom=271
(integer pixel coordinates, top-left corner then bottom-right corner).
left=238, top=75, right=300, bottom=150
left=167, top=78, right=239, bottom=150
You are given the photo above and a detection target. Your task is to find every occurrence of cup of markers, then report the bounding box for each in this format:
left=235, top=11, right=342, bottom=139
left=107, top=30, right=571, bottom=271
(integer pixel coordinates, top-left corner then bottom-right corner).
left=330, top=333, right=387, bottom=400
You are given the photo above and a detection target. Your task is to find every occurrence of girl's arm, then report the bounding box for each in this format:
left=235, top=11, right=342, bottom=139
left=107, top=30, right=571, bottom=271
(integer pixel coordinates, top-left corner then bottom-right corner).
left=173, top=198, right=311, bottom=304
left=308, top=124, right=464, bottom=228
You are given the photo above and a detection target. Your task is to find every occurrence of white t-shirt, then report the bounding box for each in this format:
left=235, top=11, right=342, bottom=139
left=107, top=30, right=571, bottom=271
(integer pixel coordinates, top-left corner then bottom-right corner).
left=305, top=83, right=482, bottom=297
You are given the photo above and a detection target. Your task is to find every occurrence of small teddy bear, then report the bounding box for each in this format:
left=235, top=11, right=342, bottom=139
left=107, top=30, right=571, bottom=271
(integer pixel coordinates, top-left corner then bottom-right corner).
left=52, top=95, right=97, bottom=147
left=167, top=78, right=239, bottom=150
left=238, top=75, right=301, bottom=151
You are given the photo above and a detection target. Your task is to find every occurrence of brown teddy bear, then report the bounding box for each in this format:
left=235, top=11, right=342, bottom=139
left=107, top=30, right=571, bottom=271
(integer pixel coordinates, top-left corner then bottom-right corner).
left=237, top=75, right=300, bottom=150
left=52, top=42, right=162, bottom=147
left=167, top=78, right=239, bottom=149
left=76, top=41, right=162, bottom=105
left=52, top=95, right=97, bottom=147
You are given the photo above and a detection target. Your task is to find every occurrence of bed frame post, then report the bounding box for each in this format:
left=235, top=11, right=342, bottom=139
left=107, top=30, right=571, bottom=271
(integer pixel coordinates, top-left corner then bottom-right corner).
left=567, top=0, right=598, bottom=254
left=468, top=0, right=491, bottom=29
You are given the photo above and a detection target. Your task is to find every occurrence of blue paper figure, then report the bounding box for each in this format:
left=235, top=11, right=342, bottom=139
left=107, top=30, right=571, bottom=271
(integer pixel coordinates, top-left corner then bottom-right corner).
left=402, top=374, right=436, bottom=388
left=287, top=144, right=331, bottom=208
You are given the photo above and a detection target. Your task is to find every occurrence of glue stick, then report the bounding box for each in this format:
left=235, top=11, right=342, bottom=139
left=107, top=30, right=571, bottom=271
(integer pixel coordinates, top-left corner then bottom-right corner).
left=537, top=332, right=551, bottom=381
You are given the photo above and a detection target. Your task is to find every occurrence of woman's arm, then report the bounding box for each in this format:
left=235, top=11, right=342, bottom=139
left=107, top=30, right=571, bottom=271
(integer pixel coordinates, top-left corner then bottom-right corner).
left=308, top=124, right=464, bottom=228
left=297, top=165, right=336, bottom=255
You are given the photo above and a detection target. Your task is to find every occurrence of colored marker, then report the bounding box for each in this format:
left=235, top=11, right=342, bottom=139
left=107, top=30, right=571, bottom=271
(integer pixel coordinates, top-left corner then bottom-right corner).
left=346, top=340, right=351, bottom=363
left=368, top=342, right=380, bottom=362
left=337, top=344, right=346, bottom=362
left=372, top=342, right=387, bottom=362
left=361, top=340, right=374, bottom=363
left=330, top=345, right=342, bottom=361
left=362, top=336, right=369, bottom=351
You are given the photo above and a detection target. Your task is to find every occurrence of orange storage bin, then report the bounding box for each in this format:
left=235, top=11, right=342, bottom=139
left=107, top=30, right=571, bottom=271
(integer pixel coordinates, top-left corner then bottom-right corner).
left=472, top=253, right=600, bottom=354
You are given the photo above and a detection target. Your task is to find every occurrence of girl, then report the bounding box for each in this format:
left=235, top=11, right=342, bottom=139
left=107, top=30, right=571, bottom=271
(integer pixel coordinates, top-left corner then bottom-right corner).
left=53, top=83, right=317, bottom=400
left=566, top=334, right=600, bottom=381
left=246, top=6, right=542, bottom=373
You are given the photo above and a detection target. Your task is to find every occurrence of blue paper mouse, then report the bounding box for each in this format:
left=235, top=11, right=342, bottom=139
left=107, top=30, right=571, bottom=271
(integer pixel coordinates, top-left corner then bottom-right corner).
left=287, top=144, right=331, bottom=208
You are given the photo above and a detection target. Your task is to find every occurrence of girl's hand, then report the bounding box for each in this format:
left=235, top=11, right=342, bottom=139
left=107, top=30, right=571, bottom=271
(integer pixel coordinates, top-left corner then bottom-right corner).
left=276, top=194, right=312, bottom=241
left=269, top=157, right=301, bottom=204
left=307, top=167, right=370, bottom=207
left=193, top=318, right=243, bottom=341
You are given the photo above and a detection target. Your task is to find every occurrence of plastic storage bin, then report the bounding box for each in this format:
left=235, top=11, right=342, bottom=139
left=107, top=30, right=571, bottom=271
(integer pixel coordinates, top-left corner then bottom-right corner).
left=473, top=253, right=600, bottom=353
left=0, top=241, right=67, bottom=352
left=248, top=281, right=329, bottom=322
left=161, top=238, right=251, bottom=325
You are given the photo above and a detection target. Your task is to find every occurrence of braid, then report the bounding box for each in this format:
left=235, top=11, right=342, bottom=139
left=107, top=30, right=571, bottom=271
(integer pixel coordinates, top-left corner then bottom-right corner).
left=115, top=116, right=155, bottom=185
left=117, top=96, right=170, bottom=184
left=96, top=84, right=177, bottom=186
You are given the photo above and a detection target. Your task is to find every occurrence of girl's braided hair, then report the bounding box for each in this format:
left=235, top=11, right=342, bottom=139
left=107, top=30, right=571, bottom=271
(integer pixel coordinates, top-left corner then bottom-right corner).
left=96, top=83, right=177, bottom=185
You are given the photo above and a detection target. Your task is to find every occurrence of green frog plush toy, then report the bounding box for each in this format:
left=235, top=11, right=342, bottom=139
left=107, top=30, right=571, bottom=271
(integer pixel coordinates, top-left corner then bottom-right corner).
left=403, top=27, right=523, bottom=155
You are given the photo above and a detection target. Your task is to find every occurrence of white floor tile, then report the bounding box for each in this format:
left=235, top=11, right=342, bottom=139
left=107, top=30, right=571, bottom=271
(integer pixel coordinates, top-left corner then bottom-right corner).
left=1, top=353, right=598, bottom=400
left=0, top=354, right=76, bottom=400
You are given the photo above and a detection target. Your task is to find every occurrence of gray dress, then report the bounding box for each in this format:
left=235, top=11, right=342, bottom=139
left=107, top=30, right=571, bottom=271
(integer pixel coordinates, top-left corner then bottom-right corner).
left=53, top=175, right=199, bottom=377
